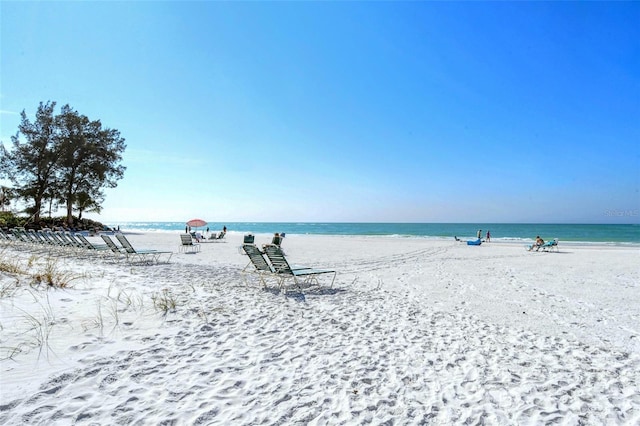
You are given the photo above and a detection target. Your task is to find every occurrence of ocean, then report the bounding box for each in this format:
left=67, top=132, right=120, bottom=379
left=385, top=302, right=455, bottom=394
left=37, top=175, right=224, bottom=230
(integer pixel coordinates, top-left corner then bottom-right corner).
left=105, top=222, right=640, bottom=245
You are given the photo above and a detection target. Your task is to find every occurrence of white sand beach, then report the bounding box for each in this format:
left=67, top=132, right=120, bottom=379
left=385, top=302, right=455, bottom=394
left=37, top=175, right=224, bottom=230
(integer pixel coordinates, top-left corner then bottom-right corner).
left=1, top=232, right=639, bottom=425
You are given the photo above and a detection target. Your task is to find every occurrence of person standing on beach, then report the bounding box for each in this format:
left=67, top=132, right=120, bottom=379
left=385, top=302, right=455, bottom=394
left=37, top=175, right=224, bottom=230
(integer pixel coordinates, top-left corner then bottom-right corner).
left=477, top=229, right=482, bottom=240
left=486, top=230, right=491, bottom=242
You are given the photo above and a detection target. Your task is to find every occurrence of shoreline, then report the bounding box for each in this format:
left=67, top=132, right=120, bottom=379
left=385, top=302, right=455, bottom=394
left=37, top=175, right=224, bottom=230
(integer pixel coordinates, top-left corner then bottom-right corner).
left=89, top=221, right=640, bottom=245
left=116, top=228, right=640, bottom=247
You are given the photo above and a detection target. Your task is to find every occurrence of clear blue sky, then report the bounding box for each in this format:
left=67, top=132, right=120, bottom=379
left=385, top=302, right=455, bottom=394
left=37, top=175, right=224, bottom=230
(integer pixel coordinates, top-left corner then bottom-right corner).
left=1, top=2, right=639, bottom=223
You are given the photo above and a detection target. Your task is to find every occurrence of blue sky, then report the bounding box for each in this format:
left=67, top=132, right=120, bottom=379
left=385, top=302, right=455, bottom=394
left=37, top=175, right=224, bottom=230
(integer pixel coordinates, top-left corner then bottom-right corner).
left=1, top=2, right=639, bottom=224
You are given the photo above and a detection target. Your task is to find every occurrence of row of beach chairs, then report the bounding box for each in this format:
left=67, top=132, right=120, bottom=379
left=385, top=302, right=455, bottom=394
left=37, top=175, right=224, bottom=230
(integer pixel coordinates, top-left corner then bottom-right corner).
left=0, top=228, right=171, bottom=265
left=241, top=243, right=336, bottom=291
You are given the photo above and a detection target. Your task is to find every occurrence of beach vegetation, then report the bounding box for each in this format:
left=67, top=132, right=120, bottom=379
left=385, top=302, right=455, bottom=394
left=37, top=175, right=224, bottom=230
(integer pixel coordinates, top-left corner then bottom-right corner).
left=1, top=343, right=26, bottom=361
left=12, top=290, right=58, bottom=360
left=31, top=258, right=80, bottom=288
left=0, top=251, right=24, bottom=275
left=0, top=209, right=106, bottom=232
left=91, top=299, right=106, bottom=333
left=0, top=101, right=126, bottom=226
left=151, top=288, right=177, bottom=315
left=81, top=288, right=144, bottom=335
left=0, top=102, right=59, bottom=223
left=20, top=312, right=55, bottom=359
left=0, top=250, right=84, bottom=289
left=0, top=211, right=18, bottom=228
left=0, top=187, right=14, bottom=213
left=195, top=307, right=209, bottom=323
left=108, top=298, right=120, bottom=327
left=116, top=289, right=144, bottom=311
left=83, top=299, right=112, bottom=333
left=0, top=278, right=20, bottom=298
left=374, top=278, right=383, bottom=290
left=32, top=256, right=89, bottom=289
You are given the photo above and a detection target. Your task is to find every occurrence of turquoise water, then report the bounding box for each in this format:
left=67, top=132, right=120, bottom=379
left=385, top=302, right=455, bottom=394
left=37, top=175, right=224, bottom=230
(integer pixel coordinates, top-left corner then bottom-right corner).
left=107, top=222, right=640, bottom=244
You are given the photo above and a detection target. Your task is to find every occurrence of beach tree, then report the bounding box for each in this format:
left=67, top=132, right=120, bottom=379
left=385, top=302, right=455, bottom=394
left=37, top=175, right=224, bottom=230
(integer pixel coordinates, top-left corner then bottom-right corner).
left=0, top=186, right=14, bottom=212
left=0, top=101, right=61, bottom=222
left=0, top=101, right=126, bottom=225
left=43, top=184, right=63, bottom=218
left=54, top=104, right=126, bottom=225
left=73, top=190, right=103, bottom=221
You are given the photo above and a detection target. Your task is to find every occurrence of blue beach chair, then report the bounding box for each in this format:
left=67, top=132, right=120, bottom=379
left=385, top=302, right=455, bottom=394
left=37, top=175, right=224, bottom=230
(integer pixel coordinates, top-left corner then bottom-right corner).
left=540, top=238, right=559, bottom=252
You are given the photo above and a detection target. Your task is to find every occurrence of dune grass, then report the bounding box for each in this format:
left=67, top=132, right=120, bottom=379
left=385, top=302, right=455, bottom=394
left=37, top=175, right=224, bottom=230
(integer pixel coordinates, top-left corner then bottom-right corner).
left=0, top=249, right=84, bottom=290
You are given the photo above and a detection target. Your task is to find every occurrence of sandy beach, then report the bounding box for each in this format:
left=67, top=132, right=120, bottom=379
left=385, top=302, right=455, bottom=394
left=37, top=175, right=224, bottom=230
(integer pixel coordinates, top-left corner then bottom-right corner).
left=1, top=231, right=639, bottom=424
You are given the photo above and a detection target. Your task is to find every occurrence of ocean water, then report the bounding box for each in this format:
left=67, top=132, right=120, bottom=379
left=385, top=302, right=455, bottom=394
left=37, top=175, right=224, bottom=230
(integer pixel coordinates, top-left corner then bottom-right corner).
left=106, top=222, right=640, bottom=245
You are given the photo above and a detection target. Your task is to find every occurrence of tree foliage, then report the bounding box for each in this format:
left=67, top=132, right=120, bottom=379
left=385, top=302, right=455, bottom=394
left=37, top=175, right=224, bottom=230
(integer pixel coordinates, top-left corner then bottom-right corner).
left=0, top=186, right=14, bottom=211
left=0, top=101, right=60, bottom=221
left=0, top=101, right=126, bottom=224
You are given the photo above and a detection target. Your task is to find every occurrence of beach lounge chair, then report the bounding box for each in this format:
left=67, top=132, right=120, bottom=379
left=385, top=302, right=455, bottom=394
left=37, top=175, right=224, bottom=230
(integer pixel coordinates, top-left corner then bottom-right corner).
left=20, top=229, right=51, bottom=253
left=526, top=238, right=551, bottom=252
left=115, top=234, right=173, bottom=264
left=38, top=230, right=59, bottom=247
left=31, top=230, right=72, bottom=255
left=16, top=228, right=52, bottom=251
left=0, top=228, right=16, bottom=246
left=179, top=233, right=200, bottom=253
left=101, top=235, right=125, bottom=254
left=11, top=228, right=32, bottom=246
left=74, top=233, right=113, bottom=257
left=28, top=229, right=48, bottom=246
left=52, top=231, right=83, bottom=254
left=28, top=229, right=59, bottom=249
left=539, top=238, right=559, bottom=252
left=208, top=231, right=226, bottom=242
left=58, top=231, right=84, bottom=251
left=241, top=243, right=275, bottom=287
left=263, top=244, right=336, bottom=289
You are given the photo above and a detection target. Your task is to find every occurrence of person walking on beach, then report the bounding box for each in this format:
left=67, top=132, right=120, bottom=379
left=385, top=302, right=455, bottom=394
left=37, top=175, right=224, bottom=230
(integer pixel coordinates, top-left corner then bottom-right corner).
left=486, top=230, right=491, bottom=242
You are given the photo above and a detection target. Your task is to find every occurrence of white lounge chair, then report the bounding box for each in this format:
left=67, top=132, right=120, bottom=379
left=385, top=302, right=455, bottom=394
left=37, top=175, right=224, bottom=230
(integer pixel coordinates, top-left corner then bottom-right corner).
left=179, top=233, right=200, bottom=253
left=208, top=231, right=226, bottom=242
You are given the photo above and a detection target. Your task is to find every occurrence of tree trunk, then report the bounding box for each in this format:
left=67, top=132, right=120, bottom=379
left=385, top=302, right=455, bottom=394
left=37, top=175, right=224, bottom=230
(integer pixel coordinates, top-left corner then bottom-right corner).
left=66, top=202, right=74, bottom=226
left=33, top=199, right=41, bottom=222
